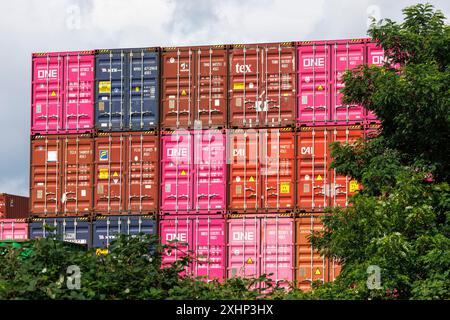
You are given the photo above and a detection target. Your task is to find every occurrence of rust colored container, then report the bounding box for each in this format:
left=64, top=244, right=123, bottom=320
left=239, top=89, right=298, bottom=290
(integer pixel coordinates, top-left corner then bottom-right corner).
left=296, top=125, right=364, bottom=211
left=94, top=132, right=158, bottom=215
left=295, top=214, right=340, bottom=291
left=228, top=128, right=296, bottom=213
left=0, top=194, right=29, bottom=219
left=30, top=134, right=94, bottom=217
left=161, top=46, right=228, bottom=129
left=228, top=42, right=296, bottom=128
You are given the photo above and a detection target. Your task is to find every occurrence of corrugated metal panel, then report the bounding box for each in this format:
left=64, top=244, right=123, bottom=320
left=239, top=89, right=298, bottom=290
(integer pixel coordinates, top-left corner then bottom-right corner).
left=0, top=194, right=29, bottom=219
left=29, top=217, right=91, bottom=246
left=229, top=43, right=296, bottom=128
left=0, top=219, right=28, bottom=240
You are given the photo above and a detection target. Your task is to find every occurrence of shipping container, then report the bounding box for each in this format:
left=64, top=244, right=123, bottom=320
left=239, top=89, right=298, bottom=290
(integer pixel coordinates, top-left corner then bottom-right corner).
left=296, top=125, right=363, bottom=211
left=31, top=51, right=95, bottom=135
left=94, top=131, right=159, bottom=215
left=30, top=134, right=94, bottom=217
left=92, top=215, right=156, bottom=248
left=227, top=215, right=294, bottom=287
left=95, top=48, right=159, bottom=131
left=365, top=41, right=385, bottom=123
left=29, top=217, right=91, bottom=246
left=160, top=129, right=226, bottom=213
left=295, top=214, right=340, bottom=290
left=0, top=219, right=28, bottom=240
left=0, top=193, right=29, bottom=219
left=228, top=43, right=296, bottom=128
left=161, top=46, right=227, bottom=129
left=160, top=215, right=226, bottom=280
left=228, top=128, right=295, bottom=213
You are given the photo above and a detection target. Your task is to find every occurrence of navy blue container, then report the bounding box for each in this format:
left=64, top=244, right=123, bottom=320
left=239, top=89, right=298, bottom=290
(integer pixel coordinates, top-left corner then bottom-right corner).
left=95, top=48, right=159, bottom=131
left=29, top=217, right=92, bottom=247
left=92, top=215, right=156, bottom=248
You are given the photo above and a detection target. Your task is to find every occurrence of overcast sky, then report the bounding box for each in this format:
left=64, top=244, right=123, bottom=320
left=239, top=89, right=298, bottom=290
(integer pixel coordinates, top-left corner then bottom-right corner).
left=0, top=0, right=448, bottom=196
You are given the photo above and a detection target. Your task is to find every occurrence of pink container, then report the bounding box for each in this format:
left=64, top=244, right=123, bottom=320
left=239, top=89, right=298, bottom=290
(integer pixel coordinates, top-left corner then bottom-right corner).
left=0, top=219, right=29, bottom=240
left=31, top=51, right=95, bottom=136
left=297, top=42, right=331, bottom=126
left=160, top=215, right=226, bottom=280
left=227, top=215, right=294, bottom=287
left=330, top=41, right=365, bottom=123
left=160, top=129, right=226, bottom=213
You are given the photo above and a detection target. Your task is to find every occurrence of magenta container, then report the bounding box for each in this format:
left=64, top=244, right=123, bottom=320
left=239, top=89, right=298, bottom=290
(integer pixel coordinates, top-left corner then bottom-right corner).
left=227, top=215, right=294, bottom=287
left=160, top=129, right=227, bottom=213
left=31, top=51, right=95, bottom=136
left=330, top=40, right=365, bottom=124
left=296, top=42, right=331, bottom=126
left=0, top=219, right=29, bottom=240
left=160, top=215, right=226, bottom=280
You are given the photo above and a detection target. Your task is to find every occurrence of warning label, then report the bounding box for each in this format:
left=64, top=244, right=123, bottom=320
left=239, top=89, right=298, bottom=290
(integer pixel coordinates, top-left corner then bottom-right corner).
left=349, top=180, right=359, bottom=193
left=99, top=168, right=109, bottom=179
left=249, top=176, right=255, bottom=182
left=181, top=170, right=186, bottom=176
left=280, top=182, right=290, bottom=194
left=317, top=85, right=324, bottom=91
left=315, top=268, right=321, bottom=275
left=181, top=89, right=187, bottom=96
left=316, top=175, right=323, bottom=181
left=51, top=91, right=56, bottom=97
left=233, top=83, right=245, bottom=90
left=135, top=87, right=140, bottom=92
left=246, top=257, right=253, bottom=265
left=99, top=81, right=111, bottom=93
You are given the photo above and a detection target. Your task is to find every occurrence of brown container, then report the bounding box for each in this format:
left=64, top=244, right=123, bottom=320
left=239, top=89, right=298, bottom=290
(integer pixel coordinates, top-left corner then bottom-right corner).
left=94, top=132, right=158, bottom=215
left=0, top=193, right=29, bottom=219
left=295, top=214, right=341, bottom=291
left=161, top=46, right=228, bottom=129
left=228, top=42, right=296, bottom=128
left=228, top=128, right=296, bottom=213
left=30, top=134, right=94, bottom=217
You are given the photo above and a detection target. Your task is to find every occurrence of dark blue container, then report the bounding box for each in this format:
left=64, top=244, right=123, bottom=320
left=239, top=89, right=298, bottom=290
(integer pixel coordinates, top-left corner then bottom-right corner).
left=29, top=217, right=92, bottom=247
left=92, top=215, right=156, bottom=248
left=95, top=48, right=159, bottom=131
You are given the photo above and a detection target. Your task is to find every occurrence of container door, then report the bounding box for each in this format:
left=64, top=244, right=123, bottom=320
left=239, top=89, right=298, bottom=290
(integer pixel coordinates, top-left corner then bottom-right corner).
left=127, top=133, right=158, bottom=213
left=261, top=217, right=294, bottom=286
left=31, top=137, right=62, bottom=216
left=32, top=54, right=64, bottom=134
left=125, top=216, right=156, bottom=237
left=297, top=44, right=330, bottom=125
left=95, top=134, right=126, bottom=214
left=331, top=42, right=365, bottom=123
left=61, top=135, right=94, bottom=216
left=297, top=128, right=329, bottom=211
left=229, top=46, right=261, bottom=128
left=160, top=217, right=191, bottom=276
left=295, top=215, right=327, bottom=291
left=128, top=49, right=159, bottom=130
left=162, top=49, right=195, bottom=129
left=195, top=47, right=227, bottom=128
left=160, top=132, right=193, bottom=212
left=227, top=217, right=260, bottom=279
left=0, top=220, right=28, bottom=240
left=64, top=53, right=95, bottom=133
left=330, top=126, right=363, bottom=208
left=261, top=44, right=296, bottom=127
left=60, top=217, right=91, bottom=246
left=193, top=217, right=226, bottom=280
left=96, top=50, right=127, bottom=131
left=260, top=129, right=295, bottom=211
left=193, top=130, right=226, bottom=212
left=229, top=130, right=260, bottom=211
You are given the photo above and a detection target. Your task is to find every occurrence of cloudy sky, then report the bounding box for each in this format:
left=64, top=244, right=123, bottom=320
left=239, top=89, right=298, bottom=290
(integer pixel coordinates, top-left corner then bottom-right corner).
left=0, top=0, right=448, bottom=196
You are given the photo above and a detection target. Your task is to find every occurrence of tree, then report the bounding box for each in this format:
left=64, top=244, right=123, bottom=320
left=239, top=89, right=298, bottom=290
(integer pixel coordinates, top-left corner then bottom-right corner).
left=312, top=3, right=450, bottom=300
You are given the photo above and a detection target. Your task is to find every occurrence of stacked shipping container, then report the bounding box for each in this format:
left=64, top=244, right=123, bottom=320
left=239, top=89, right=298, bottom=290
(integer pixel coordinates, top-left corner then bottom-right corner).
left=26, top=39, right=385, bottom=289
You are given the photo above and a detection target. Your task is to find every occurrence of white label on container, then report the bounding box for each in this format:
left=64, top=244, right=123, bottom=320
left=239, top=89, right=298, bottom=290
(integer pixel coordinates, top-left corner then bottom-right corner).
left=134, top=156, right=139, bottom=161
left=145, top=185, right=151, bottom=189
left=236, top=176, right=241, bottom=182
left=101, top=97, right=108, bottom=101
left=101, top=123, right=107, bottom=127
left=302, top=95, right=307, bottom=104
left=37, top=190, right=43, bottom=199
left=37, top=182, right=44, bottom=186
left=305, top=76, right=310, bottom=83
left=169, top=57, right=175, bottom=63
left=36, top=105, right=41, bottom=113
left=81, top=190, right=86, bottom=197
left=249, top=83, right=254, bottom=89
left=165, top=183, right=171, bottom=192
left=214, top=99, right=220, bottom=107
left=47, top=151, right=57, bottom=162
left=305, top=175, right=310, bottom=181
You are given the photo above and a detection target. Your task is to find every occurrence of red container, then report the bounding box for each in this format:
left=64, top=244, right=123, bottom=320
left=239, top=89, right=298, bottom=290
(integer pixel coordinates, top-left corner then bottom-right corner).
left=0, top=193, right=29, bottom=219
left=295, top=214, right=340, bottom=290
left=161, top=46, right=228, bottom=129
left=94, top=132, right=159, bottom=215
left=0, top=219, right=29, bottom=240
left=228, top=128, right=296, bottom=213
left=31, top=51, right=95, bottom=136
left=229, top=43, right=296, bottom=128
left=227, top=214, right=294, bottom=287
left=30, top=134, right=94, bottom=217
left=160, top=215, right=226, bottom=281
left=296, top=125, right=364, bottom=211
left=160, top=129, right=226, bottom=214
